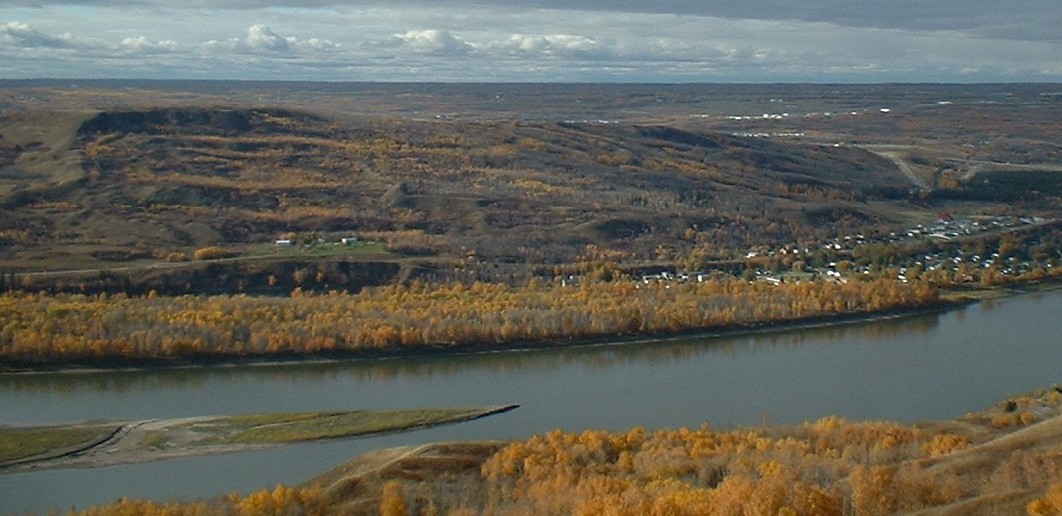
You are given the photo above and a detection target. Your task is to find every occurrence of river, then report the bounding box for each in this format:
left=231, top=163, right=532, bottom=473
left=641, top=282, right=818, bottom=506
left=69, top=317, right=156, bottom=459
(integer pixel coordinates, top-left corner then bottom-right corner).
left=2, top=289, right=1060, bottom=513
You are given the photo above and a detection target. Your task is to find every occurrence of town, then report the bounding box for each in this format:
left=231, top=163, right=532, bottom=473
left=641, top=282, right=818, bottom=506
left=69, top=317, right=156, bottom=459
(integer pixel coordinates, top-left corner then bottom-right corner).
left=628, top=214, right=1058, bottom=288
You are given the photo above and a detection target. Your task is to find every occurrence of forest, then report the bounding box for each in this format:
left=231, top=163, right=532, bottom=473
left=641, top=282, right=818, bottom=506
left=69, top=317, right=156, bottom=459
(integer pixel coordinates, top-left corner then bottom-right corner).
left=0, top=276, right=938, bottom=367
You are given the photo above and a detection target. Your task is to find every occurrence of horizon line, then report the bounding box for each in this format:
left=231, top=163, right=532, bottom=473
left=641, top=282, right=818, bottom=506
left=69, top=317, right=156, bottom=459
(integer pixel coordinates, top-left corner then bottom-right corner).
left=2, top=78, right=1061, bottom=87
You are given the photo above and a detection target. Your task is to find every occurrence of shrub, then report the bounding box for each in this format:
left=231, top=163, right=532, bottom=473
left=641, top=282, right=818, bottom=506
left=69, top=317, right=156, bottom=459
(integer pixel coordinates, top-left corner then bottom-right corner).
left=193, top=246, right=238, bottom=261
left=165, top=251, right=189, bottom=262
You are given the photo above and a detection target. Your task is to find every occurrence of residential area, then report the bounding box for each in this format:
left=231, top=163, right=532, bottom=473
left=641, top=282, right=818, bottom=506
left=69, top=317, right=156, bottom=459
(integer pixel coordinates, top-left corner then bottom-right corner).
left=626, top=214, right=1059, bottom=287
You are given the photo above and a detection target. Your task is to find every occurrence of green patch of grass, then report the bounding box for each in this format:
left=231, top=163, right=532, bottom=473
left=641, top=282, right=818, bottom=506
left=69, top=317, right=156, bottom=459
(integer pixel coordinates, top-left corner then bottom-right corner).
left=0, top=424, right=117, bottom=464
left=140, top=431, right=168, bottom=450
left=248, top=240, right=391, bottom=260
left=218, top=408, right=477, bottom=444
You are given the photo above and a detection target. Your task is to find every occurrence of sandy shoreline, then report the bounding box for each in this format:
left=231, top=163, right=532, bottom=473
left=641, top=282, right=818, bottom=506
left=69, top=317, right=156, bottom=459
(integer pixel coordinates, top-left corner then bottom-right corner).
left=0, top=405, right=518, bottom=474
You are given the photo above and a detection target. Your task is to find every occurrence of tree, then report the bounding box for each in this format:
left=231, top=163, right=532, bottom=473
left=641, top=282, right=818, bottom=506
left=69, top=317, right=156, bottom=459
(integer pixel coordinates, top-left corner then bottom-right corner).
left=380, top=480, right=408, bottom=516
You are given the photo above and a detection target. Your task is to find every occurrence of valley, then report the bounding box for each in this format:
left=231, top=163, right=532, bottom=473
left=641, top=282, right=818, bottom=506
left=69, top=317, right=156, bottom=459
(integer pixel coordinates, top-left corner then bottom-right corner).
left=2, top=81, right=1061, bottom=514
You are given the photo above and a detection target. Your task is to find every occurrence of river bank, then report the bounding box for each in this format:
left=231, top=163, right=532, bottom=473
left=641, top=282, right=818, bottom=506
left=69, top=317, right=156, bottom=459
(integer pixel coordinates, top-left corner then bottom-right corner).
left=0, top=276, right=944, bottom=371
left=15, top=281, right=1061, bottom=376
left=1, top=293, right=975, bottom=375
left=67, top=386, right=1062, bottom=515
left=301, top=387, right=1062, bottom=515
left=0, top=300, right=958, bottom=374
left=5, top=286, right=1062, bottom=513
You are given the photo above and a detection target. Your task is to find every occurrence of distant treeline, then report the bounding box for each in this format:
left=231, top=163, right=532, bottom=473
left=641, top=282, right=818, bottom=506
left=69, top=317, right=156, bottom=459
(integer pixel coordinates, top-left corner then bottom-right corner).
left=932, top=170, right=1062, bottom=204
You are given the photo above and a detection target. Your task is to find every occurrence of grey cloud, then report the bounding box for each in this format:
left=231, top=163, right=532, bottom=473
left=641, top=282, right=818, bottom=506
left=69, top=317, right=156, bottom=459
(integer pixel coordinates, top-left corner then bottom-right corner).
left=0, top=21, right=69, bottom=48
left=3, top=0, right=1057, bottom=38
left=487, top=0, right=1059, bottom=40
left=0, top=21, right=115, bottom=51
left=0, top=2, right=1058, bottom=82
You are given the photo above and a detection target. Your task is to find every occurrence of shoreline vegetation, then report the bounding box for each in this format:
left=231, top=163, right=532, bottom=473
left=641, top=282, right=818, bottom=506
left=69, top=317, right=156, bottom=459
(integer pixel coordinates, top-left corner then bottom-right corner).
left=66, top=387, right=1062, bottom=515
left=4, top=84, right=1061, bottom=514
left=1, top=275, right=1060, bottom=374
left=0, top=276, right=942, bottom=372
left=0, top=405, right=518, bottom=474
left=2, top=276, right=1061, bottom=374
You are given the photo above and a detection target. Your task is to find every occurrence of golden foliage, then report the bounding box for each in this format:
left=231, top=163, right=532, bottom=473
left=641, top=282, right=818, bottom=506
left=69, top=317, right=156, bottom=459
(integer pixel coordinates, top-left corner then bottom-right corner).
left=478, top=424, right=861, bottom=515
left=922, top=433, right=973, bottom=458
left=379, top=480, right=408, bottom=516
left=474, top=411, right=1058, bottom=516
left=232, top=484, right=324, bottom=516
left=472, top=388, right=1062, bottom=516
left=65, top=388, right=1062, bottom=515
left=0, top=278, right=940, bottom=364
left=192, top=246, right=237, bottom=261
left=72, top=485, right=324, bottom=516
left=1029, top=482, right=1062, bottom=515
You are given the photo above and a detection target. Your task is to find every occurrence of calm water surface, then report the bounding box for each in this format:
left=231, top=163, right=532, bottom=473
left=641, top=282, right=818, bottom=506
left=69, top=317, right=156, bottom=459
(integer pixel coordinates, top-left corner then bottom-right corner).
left=2, top=289, right=1059, bottom=512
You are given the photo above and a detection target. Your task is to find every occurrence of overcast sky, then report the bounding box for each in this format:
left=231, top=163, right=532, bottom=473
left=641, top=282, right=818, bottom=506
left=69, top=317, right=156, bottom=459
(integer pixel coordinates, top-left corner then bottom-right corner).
left=1, top=0, right=1059, bottom=82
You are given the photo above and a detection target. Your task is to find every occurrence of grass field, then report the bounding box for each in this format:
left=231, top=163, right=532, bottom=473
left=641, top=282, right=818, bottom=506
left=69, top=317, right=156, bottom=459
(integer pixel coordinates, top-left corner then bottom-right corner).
left=0, top=423, right=118, bottom=464
left=218, top=409, right=483, bottom=444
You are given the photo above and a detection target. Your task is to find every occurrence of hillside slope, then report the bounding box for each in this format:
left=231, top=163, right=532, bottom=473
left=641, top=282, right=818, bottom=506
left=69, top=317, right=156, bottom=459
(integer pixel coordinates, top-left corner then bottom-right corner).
left=1, top=107, right=912, bottom=273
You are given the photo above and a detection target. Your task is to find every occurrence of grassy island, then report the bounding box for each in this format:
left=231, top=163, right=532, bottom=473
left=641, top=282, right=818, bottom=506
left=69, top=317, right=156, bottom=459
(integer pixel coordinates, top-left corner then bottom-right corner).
left=0, top=406, right=517, bottom=473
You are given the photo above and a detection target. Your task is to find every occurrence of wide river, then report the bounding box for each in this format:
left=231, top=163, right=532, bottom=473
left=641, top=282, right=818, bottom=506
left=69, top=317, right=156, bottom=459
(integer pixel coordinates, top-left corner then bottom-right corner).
left=2, top=289, right=1060, bottom=513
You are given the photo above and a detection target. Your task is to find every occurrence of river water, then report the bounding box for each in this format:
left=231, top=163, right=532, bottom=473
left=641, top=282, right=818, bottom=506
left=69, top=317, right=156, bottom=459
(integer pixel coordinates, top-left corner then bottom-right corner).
left=2, top=289, right=1060, bottom=513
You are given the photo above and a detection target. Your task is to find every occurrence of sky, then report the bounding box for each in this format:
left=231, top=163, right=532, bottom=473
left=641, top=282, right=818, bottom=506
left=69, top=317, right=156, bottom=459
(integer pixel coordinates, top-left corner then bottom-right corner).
left=1, top=0, right=1060, bottom=83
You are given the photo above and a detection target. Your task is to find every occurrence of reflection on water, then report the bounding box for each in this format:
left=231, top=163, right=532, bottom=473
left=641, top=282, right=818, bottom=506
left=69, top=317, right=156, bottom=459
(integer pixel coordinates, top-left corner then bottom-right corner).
left=0, top=309, right=946, bottom=396
left=743, top=311, right=942, bottom=349
left=2, top=290, right=1061, bottom=513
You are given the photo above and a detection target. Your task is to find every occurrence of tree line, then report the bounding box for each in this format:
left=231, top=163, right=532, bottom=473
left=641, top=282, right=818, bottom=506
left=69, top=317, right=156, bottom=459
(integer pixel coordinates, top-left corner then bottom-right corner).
left=0, top=277, right=939, bottom=366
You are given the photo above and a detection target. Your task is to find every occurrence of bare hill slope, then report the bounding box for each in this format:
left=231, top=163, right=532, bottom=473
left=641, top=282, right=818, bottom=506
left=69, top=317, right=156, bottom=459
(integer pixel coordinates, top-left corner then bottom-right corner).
left=1, top=106, right=912, bottom=272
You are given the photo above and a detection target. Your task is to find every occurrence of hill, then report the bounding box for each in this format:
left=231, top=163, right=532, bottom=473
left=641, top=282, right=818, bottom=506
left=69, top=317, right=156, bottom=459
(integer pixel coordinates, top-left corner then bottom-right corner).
left=1, top=82, right=1060, bottom=292
left=1, top=106, right=910, bottom=275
